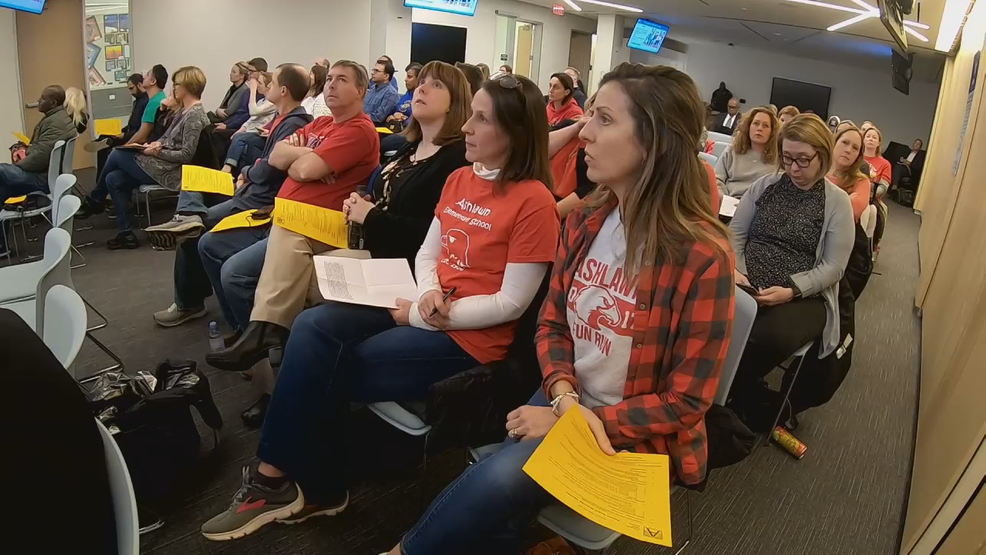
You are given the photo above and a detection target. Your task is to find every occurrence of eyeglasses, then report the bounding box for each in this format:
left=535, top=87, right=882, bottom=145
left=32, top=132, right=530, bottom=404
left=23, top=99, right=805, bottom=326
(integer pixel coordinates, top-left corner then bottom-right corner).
left=496, top=75, right=521, bottom=89
left=782, top=152, right=818, bottom=169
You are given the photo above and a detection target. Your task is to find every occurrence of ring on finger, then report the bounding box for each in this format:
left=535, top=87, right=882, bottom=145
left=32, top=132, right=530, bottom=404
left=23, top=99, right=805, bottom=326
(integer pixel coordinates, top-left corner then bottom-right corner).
left=508, top=429, right=518, bottom=439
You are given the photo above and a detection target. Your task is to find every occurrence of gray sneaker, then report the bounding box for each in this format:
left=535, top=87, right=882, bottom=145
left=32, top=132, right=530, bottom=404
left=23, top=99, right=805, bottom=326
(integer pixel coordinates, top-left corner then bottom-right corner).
left=201, top=466, right=304, bottom=542
left=146, top=215, right=205, bottom=250
left=153, top=303, right=207, bottom=327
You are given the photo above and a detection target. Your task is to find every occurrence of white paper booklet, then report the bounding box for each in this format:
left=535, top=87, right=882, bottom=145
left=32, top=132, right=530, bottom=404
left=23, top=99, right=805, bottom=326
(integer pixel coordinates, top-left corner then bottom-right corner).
left=313, top=256, right=417, bottom=309
left=719, top=195, right=740, bottom=218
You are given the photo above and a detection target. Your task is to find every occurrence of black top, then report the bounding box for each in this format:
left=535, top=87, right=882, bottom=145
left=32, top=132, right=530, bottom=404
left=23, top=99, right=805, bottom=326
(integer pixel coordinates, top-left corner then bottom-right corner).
left=745, top=174, right=826, bottom=292
left=364, top=138, right=470, bottom=268
left=125, top=94, right=149, bottom=140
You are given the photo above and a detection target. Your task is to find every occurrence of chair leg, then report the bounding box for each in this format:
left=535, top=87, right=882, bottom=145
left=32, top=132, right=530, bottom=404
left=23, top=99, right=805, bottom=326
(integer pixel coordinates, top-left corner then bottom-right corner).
left=78, top=331, right=124, bottom=383
left=758, top=354, right=808, bottom=449
left=81, top=294, right=108, bottom=331
left=70, top=244, right=88, bottom=269
left=419, top=431, right=431, bottom=511
left=145, top=192, right=152, bottom=228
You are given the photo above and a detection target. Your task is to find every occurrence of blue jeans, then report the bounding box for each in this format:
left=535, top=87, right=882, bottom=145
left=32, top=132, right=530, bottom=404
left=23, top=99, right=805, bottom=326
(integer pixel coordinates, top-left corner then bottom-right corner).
left=225, top=133, right=266, bottom=170
left=175, top=190, right=209, bottom=216
left=257, top=303, right=479, bottom=504
left=103, top=149, right=155, bottom=234
left=197, top=229, right=269, bottom=330
left=0, top=163, right=47, bottom=199
left=173, top=199, right=238, bottom=312
left=401, top=390, right=553, bottom=555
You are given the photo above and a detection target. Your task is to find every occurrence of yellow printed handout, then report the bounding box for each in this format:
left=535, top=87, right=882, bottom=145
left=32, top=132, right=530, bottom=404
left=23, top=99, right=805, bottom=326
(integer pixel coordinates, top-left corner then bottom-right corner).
left=11, top=132, right=30, bottom=145
left=210, top=209, right=272, bottom=233
left=273, top=197, right=349, bottom=248
left=523, top=407, right=673, bottom=547
left=94, top=118, right=124, bottom=137
left=181, top=165, right=235, bottom=196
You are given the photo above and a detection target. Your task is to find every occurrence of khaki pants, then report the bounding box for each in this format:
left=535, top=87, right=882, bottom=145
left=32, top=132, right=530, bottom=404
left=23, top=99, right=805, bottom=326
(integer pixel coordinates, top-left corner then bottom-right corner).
left=251, top=224, right=370, bottom=328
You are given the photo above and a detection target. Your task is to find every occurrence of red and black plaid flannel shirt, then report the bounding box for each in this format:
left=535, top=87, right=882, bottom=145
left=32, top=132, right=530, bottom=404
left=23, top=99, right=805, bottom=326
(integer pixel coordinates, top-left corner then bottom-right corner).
left=537, top=198, right=735, bottom=485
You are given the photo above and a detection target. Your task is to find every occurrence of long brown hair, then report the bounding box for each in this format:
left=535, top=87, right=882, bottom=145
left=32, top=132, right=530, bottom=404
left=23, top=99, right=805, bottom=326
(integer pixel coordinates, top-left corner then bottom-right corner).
left=482, top=74, right=553, bottom=191
left=403, top=61, right=472, bottom=146
left=586, top=63, right=729, bottom=272
left=733, top=106, right=779, bottom=164
left=829, top=126, right=867, bottom=194
left=308, top=64, right=328, bottom=97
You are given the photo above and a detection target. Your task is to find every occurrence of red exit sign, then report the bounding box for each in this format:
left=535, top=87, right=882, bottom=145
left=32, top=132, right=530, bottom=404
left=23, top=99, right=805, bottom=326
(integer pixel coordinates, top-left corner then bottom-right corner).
left=553, top=4, right=565, bottom=15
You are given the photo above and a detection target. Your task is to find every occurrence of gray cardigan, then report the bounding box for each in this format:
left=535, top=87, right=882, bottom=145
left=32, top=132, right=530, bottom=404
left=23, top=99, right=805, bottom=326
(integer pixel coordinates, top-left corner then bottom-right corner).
left=136, top=103, right=209, bottom=192
left=729, top=173, right=855, bottom=358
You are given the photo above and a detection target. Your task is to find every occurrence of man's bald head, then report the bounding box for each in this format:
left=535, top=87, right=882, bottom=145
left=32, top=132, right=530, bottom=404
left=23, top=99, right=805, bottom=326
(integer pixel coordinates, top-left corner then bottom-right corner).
left=39, top=85, right=65, bottom=113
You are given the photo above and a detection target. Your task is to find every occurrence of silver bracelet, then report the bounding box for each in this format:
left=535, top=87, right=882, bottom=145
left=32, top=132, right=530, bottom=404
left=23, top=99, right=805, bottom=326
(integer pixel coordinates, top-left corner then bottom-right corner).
left=551, top=392, right=580, bottom=416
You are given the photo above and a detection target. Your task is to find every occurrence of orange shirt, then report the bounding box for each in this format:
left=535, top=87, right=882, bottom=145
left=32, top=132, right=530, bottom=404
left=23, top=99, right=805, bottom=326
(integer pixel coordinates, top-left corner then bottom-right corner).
left=546, top=98, right=584, bottom=126
left=828, top=173, right=872, bottom=222
left=435, top=168, right=561, bottom=363
left=701, top=160, right=721, bottom=215
left=864, top=155, right=892, bottom=185
left=278, top=113, right=380, bottom=210
left=549, top=135, right=582, bottom=199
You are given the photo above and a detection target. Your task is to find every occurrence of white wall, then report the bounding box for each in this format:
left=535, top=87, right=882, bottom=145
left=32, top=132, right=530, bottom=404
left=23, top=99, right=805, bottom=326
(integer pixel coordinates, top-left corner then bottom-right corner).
left=410, top=0, right=596, bottom=90
left=0, top=9, right=24, bottom=137
left=131, top=0, right=373, bottom=109
left=655, top=39, right=939, bottom=147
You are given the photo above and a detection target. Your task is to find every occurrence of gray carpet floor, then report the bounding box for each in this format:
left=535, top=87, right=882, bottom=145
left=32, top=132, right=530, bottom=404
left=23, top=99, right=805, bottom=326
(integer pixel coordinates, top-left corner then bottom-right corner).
left=29, top=168, right=920, bottom=554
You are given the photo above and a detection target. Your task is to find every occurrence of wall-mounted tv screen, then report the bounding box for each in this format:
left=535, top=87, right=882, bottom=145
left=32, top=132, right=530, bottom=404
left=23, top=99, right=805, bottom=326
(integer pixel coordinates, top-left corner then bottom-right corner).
left=769, top=77, right=832, bottom=120
left=627, top=19, right=670, bottom=55
left=0, top=0, right=45, bottom=14
left=405, top=0, right=478, bottom=17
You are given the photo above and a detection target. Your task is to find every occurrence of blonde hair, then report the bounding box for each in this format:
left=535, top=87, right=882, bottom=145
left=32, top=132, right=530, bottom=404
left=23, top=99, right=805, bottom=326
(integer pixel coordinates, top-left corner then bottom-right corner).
left=64, top=87, right=87, bottom=128
left=777, top=113, right=833, bottom=182
left=830, top=126, right=867, bottom=194
left=778, top=105, right=800, bottom=120
left=587, top=63, right=730, bottom=272
left=733, top=106, right=779, bottom=164
left=863, top=126, right=883, bottom=153
left=173, top=66, right=207, bottom=98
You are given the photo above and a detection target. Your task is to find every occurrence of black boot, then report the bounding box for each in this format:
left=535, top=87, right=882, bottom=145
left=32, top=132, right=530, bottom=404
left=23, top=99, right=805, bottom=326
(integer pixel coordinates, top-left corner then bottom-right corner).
left=240, top=393, right=271, bottom=428
left=205, top=321, right=288, bottom=372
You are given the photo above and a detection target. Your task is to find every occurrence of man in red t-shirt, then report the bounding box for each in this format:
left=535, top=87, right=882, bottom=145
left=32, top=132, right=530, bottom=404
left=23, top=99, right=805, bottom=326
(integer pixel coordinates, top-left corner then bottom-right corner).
left=208, top=60, right=380, bottom=372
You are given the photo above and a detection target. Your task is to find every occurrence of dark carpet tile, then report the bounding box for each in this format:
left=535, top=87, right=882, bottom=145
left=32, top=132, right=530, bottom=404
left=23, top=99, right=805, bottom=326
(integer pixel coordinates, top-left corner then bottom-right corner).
left=14, top=168, right=919, bottom=554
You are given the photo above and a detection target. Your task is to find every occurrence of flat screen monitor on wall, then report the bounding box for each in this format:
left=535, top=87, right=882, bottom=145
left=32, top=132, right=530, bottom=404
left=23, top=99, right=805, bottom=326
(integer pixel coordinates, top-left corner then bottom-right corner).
left=411, top=23, right=467, bottom=66
left=0, top=0, right=46, bottom=14
left=769, top=77, right=832, bottom=120
left=405, top=0, right=478, bottom=17
left=627, top=19, right=670, bottom=55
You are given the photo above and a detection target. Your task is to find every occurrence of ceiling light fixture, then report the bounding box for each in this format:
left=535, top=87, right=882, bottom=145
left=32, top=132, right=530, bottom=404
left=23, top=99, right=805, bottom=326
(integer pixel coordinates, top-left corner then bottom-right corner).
left=934, top=0, right=972, bottom=52
left=904, top=26, right=930, bottom=42
left=563, top=0, right=583, bottom=11
left=827, top=12, right=874, bottom=31
left=790, top=0, right=936, bottom=36
left=904, top=20, right=930, bottom=29
left=787, top=0, right=866, bottom=15
left=575, top=0, right=644, bottom=13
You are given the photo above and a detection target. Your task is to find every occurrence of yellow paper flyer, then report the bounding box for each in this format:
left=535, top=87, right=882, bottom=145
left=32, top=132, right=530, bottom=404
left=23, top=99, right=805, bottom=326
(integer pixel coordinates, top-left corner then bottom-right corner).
left=523, top=407, right=673, bottom=547
left=210, top=209, right=271, bottom=233
left=375, top=127, right=394, bottom=135
left=273, top=197, right=349, bottom=248
left=181, top=165, right=235, bottom=196
left=94, top=118, right=124, bottom=137
left=12, top=131, right=30, bottom=145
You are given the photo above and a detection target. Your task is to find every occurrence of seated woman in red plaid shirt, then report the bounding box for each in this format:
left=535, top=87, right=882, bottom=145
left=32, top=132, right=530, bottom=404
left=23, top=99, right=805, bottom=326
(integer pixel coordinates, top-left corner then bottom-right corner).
left=384, top=63, right=736, bottom=555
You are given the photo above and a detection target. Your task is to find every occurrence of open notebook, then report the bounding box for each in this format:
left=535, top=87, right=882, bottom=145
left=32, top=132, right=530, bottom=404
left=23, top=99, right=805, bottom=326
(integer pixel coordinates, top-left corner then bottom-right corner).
left=313, top=256, right=417, bottom=309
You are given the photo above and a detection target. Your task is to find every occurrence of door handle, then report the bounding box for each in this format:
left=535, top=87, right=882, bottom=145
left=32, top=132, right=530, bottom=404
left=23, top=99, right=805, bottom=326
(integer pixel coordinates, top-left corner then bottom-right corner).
left=25, top=101, right=39, bottom=109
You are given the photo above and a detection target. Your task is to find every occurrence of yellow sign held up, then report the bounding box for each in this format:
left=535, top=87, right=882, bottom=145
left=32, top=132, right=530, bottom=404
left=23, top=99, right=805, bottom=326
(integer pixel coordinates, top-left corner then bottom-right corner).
left=523, top=407, right=674, bottom=547
left=273, top=197, right=349, bottom=248
left=94, top=118, right=124, bottom=137
left=210, top=209, right=272, bottom=233
left=11, top=131, right=30, bottom=145
left=181, top=165, right=235, bottom=196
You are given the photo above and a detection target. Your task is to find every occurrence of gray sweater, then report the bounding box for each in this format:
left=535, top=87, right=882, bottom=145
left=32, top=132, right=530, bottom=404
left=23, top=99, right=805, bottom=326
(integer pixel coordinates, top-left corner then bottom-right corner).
left=730, top=173, right=855, bottom=358
left=136, top=103, right=209, bottom=192
left=714, top=145, right=776, bottom=198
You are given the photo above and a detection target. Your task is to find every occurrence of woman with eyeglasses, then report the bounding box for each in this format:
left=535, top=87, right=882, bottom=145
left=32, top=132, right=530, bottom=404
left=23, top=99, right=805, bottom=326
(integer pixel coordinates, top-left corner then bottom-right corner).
left=382, top=62, right=734, bottom=555
left=714, top=105, right=779, bottom=199
left=728, top=114, right=854, bottom=425
left=198, top=72, right=560, bottom=542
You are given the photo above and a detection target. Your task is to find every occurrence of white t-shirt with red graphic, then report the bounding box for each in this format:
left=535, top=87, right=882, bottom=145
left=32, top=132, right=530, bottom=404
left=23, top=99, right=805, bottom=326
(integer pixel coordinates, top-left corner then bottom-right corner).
left=567, top=209, right=637, bottom=408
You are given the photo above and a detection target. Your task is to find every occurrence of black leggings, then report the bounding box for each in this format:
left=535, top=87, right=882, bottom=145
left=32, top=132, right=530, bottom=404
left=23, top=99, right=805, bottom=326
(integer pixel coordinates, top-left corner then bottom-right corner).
left=732, top=297, right=826, bottom=396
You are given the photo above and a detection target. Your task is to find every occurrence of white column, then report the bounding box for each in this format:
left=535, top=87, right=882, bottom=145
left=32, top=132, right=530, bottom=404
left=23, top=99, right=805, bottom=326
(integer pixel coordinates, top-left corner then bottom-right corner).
left=369, top=0, right=413, bottom=91
left=591, top=14, right=625, bottom=90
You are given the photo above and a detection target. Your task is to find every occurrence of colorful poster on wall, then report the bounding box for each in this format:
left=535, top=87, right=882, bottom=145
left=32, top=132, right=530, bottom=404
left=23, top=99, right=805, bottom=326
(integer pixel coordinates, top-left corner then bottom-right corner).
left=85, top=5, right=132, bottom=91
left=953, top=49, right=981, bottom=175
left=85, top=42, right=100, bottom=68
left=85, top=15, right=102, bottom=42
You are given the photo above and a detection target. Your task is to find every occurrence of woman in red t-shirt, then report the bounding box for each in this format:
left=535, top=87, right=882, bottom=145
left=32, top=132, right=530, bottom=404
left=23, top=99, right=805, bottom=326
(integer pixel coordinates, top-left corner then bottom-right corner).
left=199, top=73, right=559, bottom=541
left=387, top=63, right=735, bottom=555
left=545, top=72, right=583, bottom=125
left=863, top=127, right=892, bottom=187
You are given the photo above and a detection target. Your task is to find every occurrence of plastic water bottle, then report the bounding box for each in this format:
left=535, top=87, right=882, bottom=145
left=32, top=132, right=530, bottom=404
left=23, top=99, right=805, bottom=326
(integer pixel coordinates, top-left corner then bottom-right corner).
left=208, top=321, right=224, bottom=352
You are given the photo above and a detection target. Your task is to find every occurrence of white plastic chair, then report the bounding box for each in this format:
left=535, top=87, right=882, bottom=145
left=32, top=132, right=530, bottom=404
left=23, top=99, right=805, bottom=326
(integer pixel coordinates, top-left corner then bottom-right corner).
left=707, top=131, right=733, bottom=144
left=0, top=195, right=81, bottom=303
left=711, top=141, right=730, bottom=158
left=42, top=284, right=86, bottom=373
left=0, top=141, right=68, bottom=258
left=861, top=204, right=877, bottom=240
left=95, top=419, right=140, bottom=555
left=0, top=228, right=72, bottom=333
left=468, top=285, right=760, bottom=553
left=698, top=151, right=718, bottom=167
